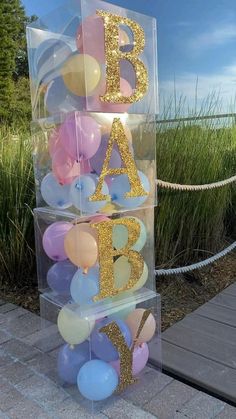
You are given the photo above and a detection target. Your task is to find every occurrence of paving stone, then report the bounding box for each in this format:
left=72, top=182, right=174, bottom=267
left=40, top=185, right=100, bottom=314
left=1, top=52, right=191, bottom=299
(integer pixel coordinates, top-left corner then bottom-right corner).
left=0, top=387, right=24, bottom=412
left=0, top=378, right=15, bottom=394
left=0, top=351, right=14, bottom=368
left=0, top=339, right=40, bottom=361
left=0, top=361, right=33, bottom=384
left=30, top=333, right=64, bottom=353
left=215, top=404, right=236, bottom=418
left=26, top=352, right=57, bottom=374
left=144, top=380, right=198, bottom=419
left=178, top=392, right=225, bottom=418
left=123, top=368, right=173, bottom=407
left=23, top=324, right=58, bottom=346
left=102, top=398, right=156, bottom=419
left=53, top=397, right=108, bottom=419
left=0, top=304, right=17, bottom=314
left=16, top=374, right=67, bottom=409
left=2, top=308, right=28, bottom=322
left=48, top=346, right=61, bottom=359
left=0, top=332, right=11, bottom=345
left=7, top=398, right=51, bottom=419
left=6, top=313, right=42, bottom=338
left=0, top=300, right=5, bottom=306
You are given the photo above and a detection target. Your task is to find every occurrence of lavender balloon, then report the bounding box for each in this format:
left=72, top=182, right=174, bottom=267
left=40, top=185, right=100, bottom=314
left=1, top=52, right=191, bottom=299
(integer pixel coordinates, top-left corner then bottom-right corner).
left=42, top=222, right=72, bottom=261
left=47, top=261, right=77, bottom=296
left=59, top=114, right=101, bottom=162
left=111, top=342, right=149, bottom=377
left=58, top=342, right=90, bottom=384
left=91, top=318, right=132, bottom=362
left=90, top=136, right=122, bottom=175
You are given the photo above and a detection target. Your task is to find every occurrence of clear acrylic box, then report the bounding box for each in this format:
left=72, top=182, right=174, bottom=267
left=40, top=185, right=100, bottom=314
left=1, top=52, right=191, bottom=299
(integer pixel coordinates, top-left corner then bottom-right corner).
left=31, top=112, right=157, bottom=215
left=40, top=288, right=161, bottom=412
left=26, top=0, right=158, bottom=120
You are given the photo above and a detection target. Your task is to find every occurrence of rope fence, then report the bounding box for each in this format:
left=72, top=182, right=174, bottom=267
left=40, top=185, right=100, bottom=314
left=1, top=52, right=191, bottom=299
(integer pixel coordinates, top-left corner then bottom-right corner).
left=156, top=175, right=236, bottom=191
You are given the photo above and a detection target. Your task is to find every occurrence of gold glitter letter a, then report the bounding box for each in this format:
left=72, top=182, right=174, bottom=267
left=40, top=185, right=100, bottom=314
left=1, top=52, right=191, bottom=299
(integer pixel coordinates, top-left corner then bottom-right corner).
left=91, top=218, right=144, bottom=301
left=97, top=10, right=148, bottom=104
left=89, top=118, right=148, bottom=202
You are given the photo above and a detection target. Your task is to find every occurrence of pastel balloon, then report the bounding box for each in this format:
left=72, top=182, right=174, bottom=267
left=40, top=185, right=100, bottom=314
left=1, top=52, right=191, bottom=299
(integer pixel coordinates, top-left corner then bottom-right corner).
left=48, top=128, right=61, bottom=157
left=45, top=77, right=86, bottom=114
left=110, top=292, right=136, bottom=320
left=70, top=174, right=109, bottom=214
left=114, top=256, right=148, bottom=291
left=109, top=170, right=150, bottom=208
left=59, top=114, right=101, bottom=161
left=70, top=266, right=99, bottom=305
left=41, top=172, right=72, bottom=209
left=101, top=123, right=132, bottom=143
left=126, top=309, right=156, bottom=346
left=64, top=224, right=98, bottom=270
left=111, top=342, right=149, bottom=377
left=58, top=342, right=90, bottom=384
left=61, top=53, right=101, bottom=96
left=77, top=360, right=118, bottom=401
left=90, top=136, right=122, bottom=175
left=91, top=78, right=133, bottom=113
left=47, top=260, right=77, bottom=296
left=42, top=221, right=72, bottom=261
left=52, top=148, right=77, bottom=184
left=77, top=14, right=130, bottom=62
left=57, top=303, right=94, bottom=345
left=91, top=318, right=132, bottom=362
left=112, top=217, right=147, bottom=251
left=89, top=215, right=110, bottom=224
left=35, top=39, right=72, bottom=83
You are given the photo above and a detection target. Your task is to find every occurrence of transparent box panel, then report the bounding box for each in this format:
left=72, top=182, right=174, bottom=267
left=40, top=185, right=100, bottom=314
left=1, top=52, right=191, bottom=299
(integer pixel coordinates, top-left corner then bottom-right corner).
left=40, top=289, right=161, bottom=413
left=31, top=112, right=157, bottom=215
left=34, top=206, right=155, bottom=304
left=26, top=0, right=158, bottom=120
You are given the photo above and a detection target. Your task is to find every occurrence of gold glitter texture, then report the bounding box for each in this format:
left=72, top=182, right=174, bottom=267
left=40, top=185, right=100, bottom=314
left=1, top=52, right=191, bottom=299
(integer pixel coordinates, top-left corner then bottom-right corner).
left=89, top=118, right=148, bottom=202
left=132, top=309, right=152, bottom=350
left=100, top=321, right=136, bottom=392
left=96, top=10, right=148, bottom=104
left=91, top=218, right=144, bottom=301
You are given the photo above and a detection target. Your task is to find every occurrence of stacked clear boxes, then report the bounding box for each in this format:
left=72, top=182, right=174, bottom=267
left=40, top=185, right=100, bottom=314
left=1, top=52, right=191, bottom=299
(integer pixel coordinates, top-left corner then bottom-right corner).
left=27, top=0, right=161, bottom=412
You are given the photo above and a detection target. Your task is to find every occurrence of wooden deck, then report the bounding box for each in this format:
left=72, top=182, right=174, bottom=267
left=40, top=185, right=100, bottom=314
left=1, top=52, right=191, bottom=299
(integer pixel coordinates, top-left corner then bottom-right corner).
left=149, top=282, right=236, bottom=404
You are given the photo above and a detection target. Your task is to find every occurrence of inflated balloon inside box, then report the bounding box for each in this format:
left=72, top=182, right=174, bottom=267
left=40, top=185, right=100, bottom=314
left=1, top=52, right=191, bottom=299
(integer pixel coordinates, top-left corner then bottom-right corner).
left=27, top=0, right=161, bottom=411
left=31, top=112, right=156, bottom=214
left=26, top=0, right=158, bottom=120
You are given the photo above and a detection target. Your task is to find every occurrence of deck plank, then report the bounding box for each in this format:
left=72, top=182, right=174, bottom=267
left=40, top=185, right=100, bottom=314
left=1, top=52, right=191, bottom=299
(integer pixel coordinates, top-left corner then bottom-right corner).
left=149, top=340, right=236, bottom=403
left=209, top=293, right=236, bottom=310
left=222, top=283, right=236, bottom=297
left=194, top=302, right=236, bottom=327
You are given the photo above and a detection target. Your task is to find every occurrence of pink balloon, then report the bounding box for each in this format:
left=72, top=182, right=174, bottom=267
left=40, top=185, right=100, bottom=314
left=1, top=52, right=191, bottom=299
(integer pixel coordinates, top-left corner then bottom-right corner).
left=52, top=149, right=91, bottom=185
left=48, top=127, right=61, bottom=158
left=42, top=222, right=73, bottom=261
left=91, top=78, right=133, bottom=113
left=111, top=343, right=149, bottom=376
left=59, top=114, right=101, bottom=161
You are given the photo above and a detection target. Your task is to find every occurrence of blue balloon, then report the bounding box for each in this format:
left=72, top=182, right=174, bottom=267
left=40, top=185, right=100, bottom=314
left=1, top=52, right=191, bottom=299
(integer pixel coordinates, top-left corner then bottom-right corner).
left=77, top=359, right=118, bottom=401
left=70, top=266, right=99, bottom=305
left=91, top=318, right=132, bottom=362
left=58, top=342, right=90, bottom=384
left=70, top=174, right=109, bottom=214
left=47, top=260, right=77, bottom=296
left=109, top=170, right=150, bottom=209
left=45, top=77, right=86, bottom=114
left=41, top=172, right=72, bottom=209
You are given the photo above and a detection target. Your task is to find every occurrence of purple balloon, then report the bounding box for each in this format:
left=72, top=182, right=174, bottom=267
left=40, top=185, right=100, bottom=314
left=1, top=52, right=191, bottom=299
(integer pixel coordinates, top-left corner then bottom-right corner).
left=42, top=221, right=72, bottom=261
left=58, top=342, right=90, bottom=384
left=111, top=342, right=149, bottom=377
left=59, top=114, right=101, bottom=162
left=47, top=260, right=77, bottom=296
left=91, top=318, right=132, bottom=362
left=90, top=136, right=122, bottom=175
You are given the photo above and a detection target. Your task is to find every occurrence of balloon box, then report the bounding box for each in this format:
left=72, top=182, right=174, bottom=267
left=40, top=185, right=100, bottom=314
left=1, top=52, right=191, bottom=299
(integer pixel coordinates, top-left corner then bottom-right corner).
left=39, top=284, right=161, bottom=411
left=26, top=0, right=158, bottom=120
left=31, top=111, right=157, bottom=215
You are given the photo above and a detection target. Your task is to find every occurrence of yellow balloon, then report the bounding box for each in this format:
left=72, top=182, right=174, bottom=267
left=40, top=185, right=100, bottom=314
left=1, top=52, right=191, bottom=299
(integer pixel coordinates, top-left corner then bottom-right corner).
left=61, top=53, right=101, bottom=96
left=57, top=304, right=94, bottom=345
left=126, top=308, right=156, bottom=346
left=114, top=256, right=148, bottom=290
left=64, top=225, right=98, bottom=271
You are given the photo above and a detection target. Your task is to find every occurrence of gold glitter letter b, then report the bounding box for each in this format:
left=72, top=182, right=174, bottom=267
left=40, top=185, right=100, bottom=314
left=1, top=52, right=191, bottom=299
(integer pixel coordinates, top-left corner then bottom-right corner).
left=91, top=218, right=144, bottom=301
left=97, top=10, right=148, bottom=104
left=89, top=118, right=148, bottom=202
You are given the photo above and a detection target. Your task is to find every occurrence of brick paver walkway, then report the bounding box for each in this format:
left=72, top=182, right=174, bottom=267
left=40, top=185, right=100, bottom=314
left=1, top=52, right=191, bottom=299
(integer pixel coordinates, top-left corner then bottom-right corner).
left=0, top=300, right=235, bottom=418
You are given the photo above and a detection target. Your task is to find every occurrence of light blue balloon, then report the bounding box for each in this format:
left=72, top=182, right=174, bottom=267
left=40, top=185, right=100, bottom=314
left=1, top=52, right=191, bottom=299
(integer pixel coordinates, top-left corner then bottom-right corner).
left=41, top=172, right=72, bottom=209
left=70, top=174, right=109, bottom=214
left=70, top=266, right=99, bottom=305
left=45, top=76, right=86, bottom=114
left=112, top=217, right=147, bottom=251
left=109, top=170, right=150, bottom=209
left=77, top=360, right=118, bottom=401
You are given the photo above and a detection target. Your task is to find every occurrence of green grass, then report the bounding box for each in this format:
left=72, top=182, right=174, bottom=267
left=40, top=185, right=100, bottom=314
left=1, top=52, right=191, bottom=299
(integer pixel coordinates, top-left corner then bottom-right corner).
left=155, top=118, right=236, bottom=268
left=0, top=125, right=36, bottom=286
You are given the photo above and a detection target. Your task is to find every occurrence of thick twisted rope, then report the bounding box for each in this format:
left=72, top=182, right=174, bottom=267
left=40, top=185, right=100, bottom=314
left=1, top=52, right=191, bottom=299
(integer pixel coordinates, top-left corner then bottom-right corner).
left=156, top=175, right=236, bottom=191
left=155, top=241, right=236, bottom=276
